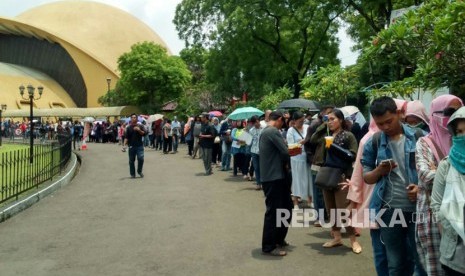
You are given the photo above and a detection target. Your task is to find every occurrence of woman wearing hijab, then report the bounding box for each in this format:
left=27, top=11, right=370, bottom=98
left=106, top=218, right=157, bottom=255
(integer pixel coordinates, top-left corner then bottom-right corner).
left=406, top=100, right=430, bottom=132
left=431, top=106, right=465, bottom=276
left=416, top=95, right=463, bottom=276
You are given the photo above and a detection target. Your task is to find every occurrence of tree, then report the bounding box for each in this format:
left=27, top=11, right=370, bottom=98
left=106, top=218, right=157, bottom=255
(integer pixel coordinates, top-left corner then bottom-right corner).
left=174, top=0, right=346, bottom=99
left=301, top=65, right=360, bottom=106
left=99, top=42, right=191, bottom=113
left=361, top=0, right=465, bottom=98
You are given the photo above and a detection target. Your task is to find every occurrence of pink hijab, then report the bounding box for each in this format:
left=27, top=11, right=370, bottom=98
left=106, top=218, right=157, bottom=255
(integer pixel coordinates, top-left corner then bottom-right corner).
left=429, top=95, right=463, bottom=157
left=394, top=99, right=408, bottom=114
left=405, top=100, right=429, bottom=125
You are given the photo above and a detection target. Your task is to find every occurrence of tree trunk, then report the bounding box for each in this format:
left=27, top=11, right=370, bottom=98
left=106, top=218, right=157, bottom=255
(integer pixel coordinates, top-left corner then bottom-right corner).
left=292, top=73, right=301, bottom=99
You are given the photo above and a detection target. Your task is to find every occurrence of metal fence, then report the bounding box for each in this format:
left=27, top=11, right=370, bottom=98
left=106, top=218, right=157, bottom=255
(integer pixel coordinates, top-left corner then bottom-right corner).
left=0, top=134, right=72, bottom=204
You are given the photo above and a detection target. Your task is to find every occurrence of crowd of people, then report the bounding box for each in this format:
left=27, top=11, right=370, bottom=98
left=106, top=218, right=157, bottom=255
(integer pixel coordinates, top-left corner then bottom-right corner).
left=115, top=95, right=465, bottom=275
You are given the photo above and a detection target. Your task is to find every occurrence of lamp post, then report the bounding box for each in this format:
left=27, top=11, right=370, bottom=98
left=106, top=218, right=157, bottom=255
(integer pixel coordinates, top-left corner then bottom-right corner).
left=106, top=77, right=111, bottom=92
left=0, top=104, right=6, bottom=147
left=19, top=84, right=43, bottom=164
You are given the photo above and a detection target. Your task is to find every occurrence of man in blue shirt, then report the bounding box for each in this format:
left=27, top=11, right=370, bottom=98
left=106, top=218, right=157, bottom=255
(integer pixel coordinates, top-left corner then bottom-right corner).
left=362, top=96, right=426, bottom=276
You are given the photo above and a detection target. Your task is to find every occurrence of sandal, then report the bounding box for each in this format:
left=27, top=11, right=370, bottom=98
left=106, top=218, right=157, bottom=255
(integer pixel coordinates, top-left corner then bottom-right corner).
left=323, top=239, right=343, bottom=248
left=351, top=241, right=362, bottom=254
left=262, top=248, right=287, bottom=256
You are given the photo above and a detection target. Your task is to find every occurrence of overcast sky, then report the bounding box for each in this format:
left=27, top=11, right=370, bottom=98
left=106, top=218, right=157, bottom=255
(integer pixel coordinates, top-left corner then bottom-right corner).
left=0, top=0, right=358, bottom=66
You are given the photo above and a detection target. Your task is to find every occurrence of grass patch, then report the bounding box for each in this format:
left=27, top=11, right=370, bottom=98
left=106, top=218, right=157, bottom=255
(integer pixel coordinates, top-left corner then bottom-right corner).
left=0, top=143, right=28, bottom=153
left=0, top=143, right=59, bottom=203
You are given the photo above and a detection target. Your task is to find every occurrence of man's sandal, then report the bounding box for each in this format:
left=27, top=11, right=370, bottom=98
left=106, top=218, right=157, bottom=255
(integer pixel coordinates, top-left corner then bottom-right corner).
left=262, top=248, right=287, bottom=256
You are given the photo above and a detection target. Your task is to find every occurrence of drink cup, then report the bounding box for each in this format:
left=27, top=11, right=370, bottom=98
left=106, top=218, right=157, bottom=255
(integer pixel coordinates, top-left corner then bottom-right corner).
left=324, top=136, right=334, bottom=148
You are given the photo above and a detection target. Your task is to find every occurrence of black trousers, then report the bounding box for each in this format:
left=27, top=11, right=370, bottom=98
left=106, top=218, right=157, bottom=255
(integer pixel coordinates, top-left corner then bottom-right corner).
left=261, top=178, right=293, bottom=253
left=233, top=153, right=248, bottom=176
left=212, top=142, right=222, bottom=163
left=186, top=139, right=194, bottom=156
left=163, top=137, right=172, bottom=153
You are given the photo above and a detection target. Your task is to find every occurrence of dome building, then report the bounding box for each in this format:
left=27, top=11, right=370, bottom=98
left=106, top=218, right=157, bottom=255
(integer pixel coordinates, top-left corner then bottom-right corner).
left=0, top=0, right=169, bottom=112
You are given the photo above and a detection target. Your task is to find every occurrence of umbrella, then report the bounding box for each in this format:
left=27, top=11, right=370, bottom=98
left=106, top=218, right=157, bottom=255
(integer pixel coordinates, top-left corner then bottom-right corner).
left=228, top=107, right=264, bottom=120
left=147, top=114, right=164, bottom=124
left=277, top=99, right=320, bottom=111
left=81, top=117, right=95, bottom=123
left=340, top=106, right=360, bottom=116
left=209, top=110, right=223, bottom=117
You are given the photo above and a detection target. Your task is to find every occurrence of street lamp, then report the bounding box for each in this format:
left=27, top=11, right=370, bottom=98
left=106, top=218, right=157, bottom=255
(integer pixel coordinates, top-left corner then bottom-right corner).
left=19, top=84, right=43, bottom=164
left=106, top=77, right=111, bottom=92
left=0, top=104, right=6, bottom=147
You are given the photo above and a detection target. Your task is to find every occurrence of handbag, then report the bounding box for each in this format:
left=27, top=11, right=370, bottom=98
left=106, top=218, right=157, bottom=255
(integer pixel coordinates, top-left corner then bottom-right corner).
left=314, top=166, right=345, bottom=190
left=214, top=136, right=221, bottom=144
left=328, top=143, right=355, bottom=163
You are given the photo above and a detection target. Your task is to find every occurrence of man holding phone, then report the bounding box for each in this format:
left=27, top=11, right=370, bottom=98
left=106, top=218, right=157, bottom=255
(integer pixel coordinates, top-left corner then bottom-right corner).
left=124, top=113, right=146, bottom=178
left=361, top=97, right=426, bottom=275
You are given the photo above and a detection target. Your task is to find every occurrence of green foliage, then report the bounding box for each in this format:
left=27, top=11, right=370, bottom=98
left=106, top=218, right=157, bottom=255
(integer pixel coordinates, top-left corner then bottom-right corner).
left=301, top=65, right=360, bottom=106
left=257, top=86, right=292, bottom=111
left=99, top=42, right=191, bottom=114
left=174, top=0, right=344, bottom=99
left=361, top=0, right=465, bottom=99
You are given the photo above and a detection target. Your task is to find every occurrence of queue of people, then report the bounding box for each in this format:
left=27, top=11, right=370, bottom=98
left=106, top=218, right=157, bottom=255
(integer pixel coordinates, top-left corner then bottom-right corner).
left=118, top=96, right=465, bottom=275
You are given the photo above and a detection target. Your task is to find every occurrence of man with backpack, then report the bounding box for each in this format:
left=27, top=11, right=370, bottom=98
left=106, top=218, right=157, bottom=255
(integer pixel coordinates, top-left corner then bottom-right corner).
left=362, top=96, right=426, bottom=276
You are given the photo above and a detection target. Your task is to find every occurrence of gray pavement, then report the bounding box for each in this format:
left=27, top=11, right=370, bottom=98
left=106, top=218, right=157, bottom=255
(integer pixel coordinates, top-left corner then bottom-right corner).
left=0, top=143, right=376, bottom=276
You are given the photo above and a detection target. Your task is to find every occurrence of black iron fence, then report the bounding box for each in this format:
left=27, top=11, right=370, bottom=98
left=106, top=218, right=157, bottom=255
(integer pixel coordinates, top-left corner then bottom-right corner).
left=0, top=134, right=72, bottom=204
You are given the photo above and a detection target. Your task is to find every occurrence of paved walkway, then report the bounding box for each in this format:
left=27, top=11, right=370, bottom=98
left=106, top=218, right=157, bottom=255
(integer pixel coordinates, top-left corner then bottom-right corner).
left=0, top=143, right=375, bottom=275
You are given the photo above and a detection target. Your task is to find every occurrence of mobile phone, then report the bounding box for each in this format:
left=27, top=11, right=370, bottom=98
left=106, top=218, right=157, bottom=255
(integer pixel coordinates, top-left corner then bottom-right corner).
left=380, top=159, right=394, bottom=165
left=323, top=115, right=329, bottom=122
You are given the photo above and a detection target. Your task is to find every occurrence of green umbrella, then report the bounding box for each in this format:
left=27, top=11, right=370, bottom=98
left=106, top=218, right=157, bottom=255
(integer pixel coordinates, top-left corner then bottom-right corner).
left=228, top=107, right=264, bottom=120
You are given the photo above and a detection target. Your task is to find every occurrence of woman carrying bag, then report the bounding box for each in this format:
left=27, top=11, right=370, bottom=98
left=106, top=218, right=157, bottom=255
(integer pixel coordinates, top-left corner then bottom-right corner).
left=431, top=106, right=465, bottom=276
left=311, top=109, right=362, bottom=253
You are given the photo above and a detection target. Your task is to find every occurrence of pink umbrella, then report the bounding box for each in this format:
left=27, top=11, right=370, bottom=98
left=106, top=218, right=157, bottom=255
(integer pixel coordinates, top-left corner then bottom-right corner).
left=209, top=111, right=222, bottom=117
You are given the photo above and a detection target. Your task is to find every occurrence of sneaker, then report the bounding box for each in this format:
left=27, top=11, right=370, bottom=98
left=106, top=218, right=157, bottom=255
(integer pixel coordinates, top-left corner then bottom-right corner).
left=138, top=173, right=144, bottom=178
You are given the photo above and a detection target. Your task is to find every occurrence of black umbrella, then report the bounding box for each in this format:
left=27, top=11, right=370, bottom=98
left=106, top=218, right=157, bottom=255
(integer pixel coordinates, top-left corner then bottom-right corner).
left=277, top=99, right=320, bottom=111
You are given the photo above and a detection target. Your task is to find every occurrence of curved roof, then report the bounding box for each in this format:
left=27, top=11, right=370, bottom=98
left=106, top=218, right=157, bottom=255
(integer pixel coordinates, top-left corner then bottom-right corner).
left=0, top=62, right=76, bottom=110
left=16, top=0, right=170, bottom=72
left=3, top=106, right=141, bottom=118
left=0, top=1, right=171, bottom=109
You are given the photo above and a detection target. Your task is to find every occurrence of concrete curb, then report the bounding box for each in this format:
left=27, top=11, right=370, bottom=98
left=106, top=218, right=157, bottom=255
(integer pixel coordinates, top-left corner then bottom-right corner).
left=0, top=152, right=81, bottom=223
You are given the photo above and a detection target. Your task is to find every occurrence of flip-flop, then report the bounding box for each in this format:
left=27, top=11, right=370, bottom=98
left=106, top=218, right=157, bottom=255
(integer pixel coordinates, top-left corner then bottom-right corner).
left=323, top=240, right=343, bottom=248
left=262, top=248, right=287, bottom=256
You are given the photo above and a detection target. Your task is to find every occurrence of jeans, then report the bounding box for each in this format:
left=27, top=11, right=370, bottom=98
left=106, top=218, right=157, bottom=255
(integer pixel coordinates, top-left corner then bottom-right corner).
left=201, top=147, right=212, bottom=174
left=221, top=142, right=231, bottom=170
left=128, top=145, right=144, bottom=176
left=380, top=209, right=424, bottom=276
left=251, top=153, right=261, bottom=185
left=172, top=135, right=179, bottom=152
left=262, top=179, right=293, bottom=252
left=311, top=171, right=327, bottom=219
left=370, top=229, right=389, bottom=276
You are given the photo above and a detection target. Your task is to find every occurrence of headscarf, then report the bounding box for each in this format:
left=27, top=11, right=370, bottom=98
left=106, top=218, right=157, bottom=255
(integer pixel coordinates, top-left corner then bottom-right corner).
left=393, top=99, right=408, bottom=114
left=429, top=95, right=463, bottom=158
left=405, top=100, right=429, bottom=126
left=447, top=106, right=465, bottom=174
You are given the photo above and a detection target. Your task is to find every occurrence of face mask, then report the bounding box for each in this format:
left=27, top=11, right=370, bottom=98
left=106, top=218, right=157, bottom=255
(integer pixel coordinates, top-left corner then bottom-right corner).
left=407, top=122, right=425, bottom=129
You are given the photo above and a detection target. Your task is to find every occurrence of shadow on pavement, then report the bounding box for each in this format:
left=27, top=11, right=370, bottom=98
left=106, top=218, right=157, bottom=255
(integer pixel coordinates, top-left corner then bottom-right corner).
left=304, top=242, right=352, bottom=256
left=250, top=248, right=286, bottom=260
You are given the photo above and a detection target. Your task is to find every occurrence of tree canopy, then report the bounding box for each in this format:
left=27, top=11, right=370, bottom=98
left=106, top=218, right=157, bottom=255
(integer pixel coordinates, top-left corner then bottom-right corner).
left=174, top=0, right=345, bottom=99
left=98, top=42, right=191, bottom=113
